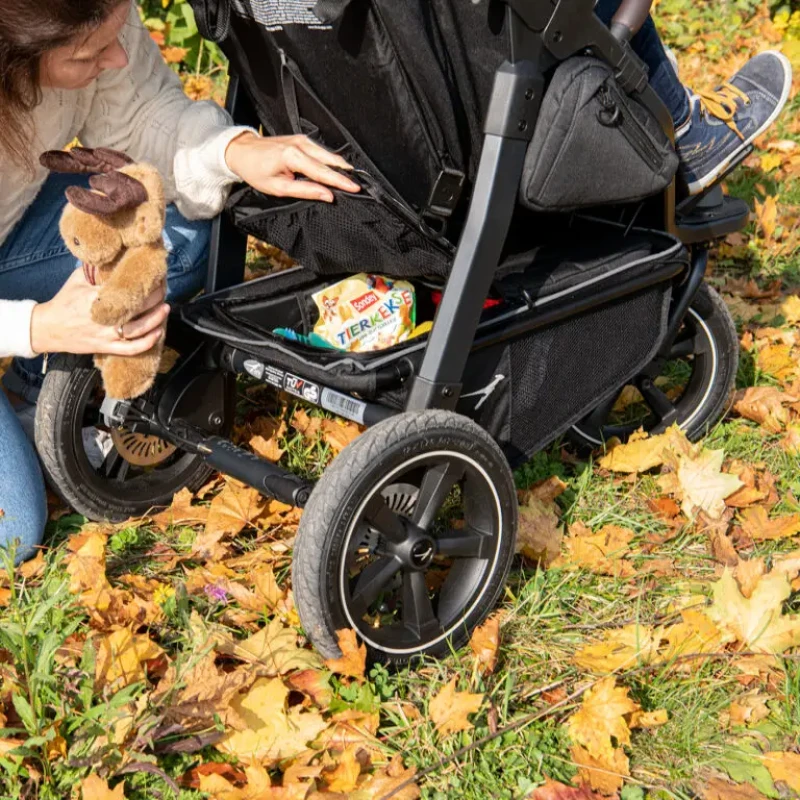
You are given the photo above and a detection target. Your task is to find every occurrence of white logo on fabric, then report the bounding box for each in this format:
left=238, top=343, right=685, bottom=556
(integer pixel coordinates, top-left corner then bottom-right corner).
left=232, top=0, right=331, bottom=31
left=461, top=374, right=506, bottom=410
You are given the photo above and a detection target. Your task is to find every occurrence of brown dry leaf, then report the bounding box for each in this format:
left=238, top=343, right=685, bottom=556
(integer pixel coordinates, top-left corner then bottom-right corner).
left=320, top=419, right=362, bottom=453
left=214, top=617, right=323, bottom=675
left=152, top=487, right=209, bottom=531
left=287, top=669, right=334, bottom=709
left=216, top=677, right=329, bottom=765
left=194, top=482, right=266, bottom=560
left=94, top=628, right=163, bottom=692
left=552, top=523, right=634, bottom=577
left=759, top=752, right=800, bottom=793
left=733, top=387, right=796, bottom=433
left=428, top=677, right=484, bottom=736
left=658, top=447, right=743, bottom=520
left=66, top=531, right=107, bottom=596
left=710, top=529, right=740, bottom=567
left=325, top=629, right=367, bottom=681
left=197, top=762, right=276, bottom=800
left=702, top=778, right=771, bottom=800
left=152, top=652, right=253, bottom=732
left=570, top=744, right=628, bottom=795
left=780, top=425, right=800, bottom=456
left=527, top=778, right=609, bottom=800
left=738, top=506, right=800, bottom=541
left=725, top=464, right=772, bottom=509
left=80, top=775, right=126, bottom=800
left=522, top=476, right=568, bottom=505
left=573, top=624, right=659, bottom=673
left=734, top=558, right=767, bottom=599
left=470, top=614, right=501, bottom=676
left=724, top=691, right=771, bottom=728
left=250, top=434, right=285, bottom=463
left=351, top=754, right=420, bottom=800
left=755, top=195, right=779, bottom=240
left=708, top=570, right=800, bottom=654
left=516, top=497, right=563, bottom=566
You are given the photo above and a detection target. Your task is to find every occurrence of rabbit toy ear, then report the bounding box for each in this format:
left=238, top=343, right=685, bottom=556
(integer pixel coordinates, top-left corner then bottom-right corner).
left=66, top=171, right=149, bottom=217
left=39, top=147, right=135, bottom=175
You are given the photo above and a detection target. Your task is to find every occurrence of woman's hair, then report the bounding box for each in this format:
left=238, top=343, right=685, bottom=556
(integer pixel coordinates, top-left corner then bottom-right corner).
left=0, top=0, right=123, bottom=173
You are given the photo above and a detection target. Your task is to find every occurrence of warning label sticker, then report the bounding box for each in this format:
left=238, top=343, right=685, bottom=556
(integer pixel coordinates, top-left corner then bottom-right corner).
left=231, top=0, right=332, bottom=31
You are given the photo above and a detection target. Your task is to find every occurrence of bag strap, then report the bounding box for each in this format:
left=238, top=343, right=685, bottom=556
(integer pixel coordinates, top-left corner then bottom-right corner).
left=188, top=0, right=230, bottom=43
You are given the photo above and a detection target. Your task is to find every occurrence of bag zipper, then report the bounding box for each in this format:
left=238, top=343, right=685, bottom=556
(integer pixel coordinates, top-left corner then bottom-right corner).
left=597, top=84, right=663, bottom=169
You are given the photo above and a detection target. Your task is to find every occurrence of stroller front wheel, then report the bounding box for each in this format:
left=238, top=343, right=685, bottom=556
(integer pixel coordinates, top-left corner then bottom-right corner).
left=293, top=410, right=517, bottom=665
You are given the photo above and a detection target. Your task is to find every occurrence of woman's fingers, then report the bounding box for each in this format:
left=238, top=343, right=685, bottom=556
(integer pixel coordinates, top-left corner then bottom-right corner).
left=293, top=136, right=353, bottom=171
left=262, top=176, right=336, bottom=202
left=283, top=146, right=360, bottom=192
left=137, top=282, right=167, bottom=315
left=120, top=302, right=170, bottom=341
left=107, top=326, right=165, bottom=356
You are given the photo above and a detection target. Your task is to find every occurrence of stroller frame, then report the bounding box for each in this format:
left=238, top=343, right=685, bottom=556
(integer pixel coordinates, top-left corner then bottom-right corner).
left=39, top=0, right=749, bottom=662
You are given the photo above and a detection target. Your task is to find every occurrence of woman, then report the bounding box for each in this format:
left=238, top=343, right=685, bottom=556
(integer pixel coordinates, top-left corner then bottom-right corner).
left=0, top=0, right=360, bottom=561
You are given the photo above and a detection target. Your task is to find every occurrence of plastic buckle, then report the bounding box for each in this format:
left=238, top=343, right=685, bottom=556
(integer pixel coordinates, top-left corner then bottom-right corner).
left=425, top=168, right=466, bottom=220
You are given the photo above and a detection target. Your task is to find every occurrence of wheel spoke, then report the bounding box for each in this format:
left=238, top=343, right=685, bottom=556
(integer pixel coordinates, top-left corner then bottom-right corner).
left=412, top=461, right=466, bottom=530
left=349, top=556, right=403, bottom=618
left=363, top=496, right=408, bottom=545
left=101, top=448, right=122, bottom=478
left=637, top=379, right=679, bottom=426
left=436, top=526, right=491, bottom=559
left=402, top=571, right=440, bottom=641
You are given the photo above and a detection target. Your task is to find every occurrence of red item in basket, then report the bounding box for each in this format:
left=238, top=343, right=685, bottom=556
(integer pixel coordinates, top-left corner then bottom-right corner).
left=430, top=290, right=502, bottom=309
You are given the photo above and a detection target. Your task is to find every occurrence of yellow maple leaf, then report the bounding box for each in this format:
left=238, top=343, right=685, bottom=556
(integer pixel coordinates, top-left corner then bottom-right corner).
left=598, top=428, right=672, bottom=473
left=567, top=677, right=638, bottom=759
left=197, top=481, right=266, bottom=558
left=756, top=343, right=796, bottom=382
left=198, top=761, right=276, bottom=800
left=658, top=447, right=743, bottom=520
left=708, top=570, right=800, bottom=654
left=570, top=743, right=629, bottom=795
left=754, top=195, right=779, bottom=240
left=214, top=618, right=323, bottom=675
left=628, top=708, right=668, bottom=728
left=152, top=487, right=209, bottom=531
left=428, top=677, right=483, bottom=736
left=469, top=614, right=501, bottom=676
left=552, top=523, right=635, bottom=576
left=573, top=624, right=659, bottom=673
left=781, top=294, right=800, bottom=325
left=759, top=152, right=783, bottom=173
left=217, top=677, right=329, bottom=764
left=80, top=775, right=125, bottom=800
left=325, top=629, right=367, bottom=681
left=738, top=506, right=800, bottom=540
left=94, top=628, right=164, bottom=692
left=760, top=751, right=800, bottom=793
left=659, top=609, right=730, bottom=664
left=325, top=745, right=363, bottom=793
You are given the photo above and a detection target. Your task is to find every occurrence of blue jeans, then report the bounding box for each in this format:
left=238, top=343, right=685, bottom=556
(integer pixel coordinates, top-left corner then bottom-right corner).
left=0, top=172, right=210, bottom=562
left=595, top=0, right=691, bottom=128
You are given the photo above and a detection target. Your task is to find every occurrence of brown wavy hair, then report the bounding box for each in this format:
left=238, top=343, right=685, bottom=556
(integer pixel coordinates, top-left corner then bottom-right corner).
left=0, top=0, right=124, bottom=173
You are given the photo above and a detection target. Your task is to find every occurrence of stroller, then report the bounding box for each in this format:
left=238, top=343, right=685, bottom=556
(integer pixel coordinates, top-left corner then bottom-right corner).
left=35, top=0, right=750, bottom=664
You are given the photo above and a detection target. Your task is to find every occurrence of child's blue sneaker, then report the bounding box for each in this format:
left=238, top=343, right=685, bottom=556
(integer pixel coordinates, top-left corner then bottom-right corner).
left=676, top=50, right=793, bottom=195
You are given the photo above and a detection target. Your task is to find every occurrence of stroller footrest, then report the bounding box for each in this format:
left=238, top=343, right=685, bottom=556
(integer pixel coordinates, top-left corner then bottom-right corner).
left=675, top=194, right=750, bottom=245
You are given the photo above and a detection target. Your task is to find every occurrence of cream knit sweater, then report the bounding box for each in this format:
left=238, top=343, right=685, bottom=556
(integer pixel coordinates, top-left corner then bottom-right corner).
left=0, top=2, right=254, bottom=360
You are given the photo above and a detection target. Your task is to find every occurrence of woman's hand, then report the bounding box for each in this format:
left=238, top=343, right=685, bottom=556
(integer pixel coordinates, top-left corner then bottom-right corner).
left=224, top=132, right=361, bottom=202
left=30, top=270, right=169, bottom=356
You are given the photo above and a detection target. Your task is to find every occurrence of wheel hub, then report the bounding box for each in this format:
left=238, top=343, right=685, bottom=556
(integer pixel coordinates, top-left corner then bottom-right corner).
left=410, top=538, right=436, bottom=569
left=110, top=429, right=177, bottom=467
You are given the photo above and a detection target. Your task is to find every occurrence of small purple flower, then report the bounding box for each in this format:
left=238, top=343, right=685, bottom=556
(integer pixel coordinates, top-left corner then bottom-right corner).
left=204, top=583, right=229, bottom=604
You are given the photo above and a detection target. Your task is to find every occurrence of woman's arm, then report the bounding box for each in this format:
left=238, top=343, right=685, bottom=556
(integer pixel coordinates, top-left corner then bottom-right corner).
left=0, top=301, right=38, bottom=359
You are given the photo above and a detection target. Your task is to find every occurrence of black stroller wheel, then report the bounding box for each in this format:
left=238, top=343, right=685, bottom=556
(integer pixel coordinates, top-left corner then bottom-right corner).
left=570, top=283, right=738, bottom=447
left=293, top=410, right=517, bottom=665
left=35, top=354, right=214, bottom=522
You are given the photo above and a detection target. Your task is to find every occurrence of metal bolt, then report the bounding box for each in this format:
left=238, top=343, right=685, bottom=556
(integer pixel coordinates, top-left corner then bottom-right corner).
left=517, top=120, right=528, bottom=132
left=553, top=31, right=563, bottom=43
left=525, top=88, right=534, bottom=100
left=442, top=387, right=453, bottom=398
left=209, top=412, right=223, bottom=428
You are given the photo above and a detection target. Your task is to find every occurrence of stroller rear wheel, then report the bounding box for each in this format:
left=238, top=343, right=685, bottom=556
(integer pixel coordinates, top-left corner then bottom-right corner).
left=570, top=283, right=738, bottom=447
left=293, top=410, right=517, bottom=665
left=35, top=354, right=214, bottom=522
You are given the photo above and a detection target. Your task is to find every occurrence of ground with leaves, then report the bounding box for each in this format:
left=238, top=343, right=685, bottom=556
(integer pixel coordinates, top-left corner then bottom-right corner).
left=1, top=1, right=799, bottom=799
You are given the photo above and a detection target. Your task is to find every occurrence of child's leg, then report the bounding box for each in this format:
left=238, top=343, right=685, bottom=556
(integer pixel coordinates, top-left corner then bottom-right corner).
left=594, top=0, right=690, bottom=128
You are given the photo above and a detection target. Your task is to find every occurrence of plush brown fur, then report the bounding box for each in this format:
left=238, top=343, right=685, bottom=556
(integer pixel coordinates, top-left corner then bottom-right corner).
left=45, top=152, right=169, bottom=400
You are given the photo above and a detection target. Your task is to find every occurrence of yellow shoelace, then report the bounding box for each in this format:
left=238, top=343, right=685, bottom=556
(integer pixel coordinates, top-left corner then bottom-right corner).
left=695, top=82, right=751, bottom=140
